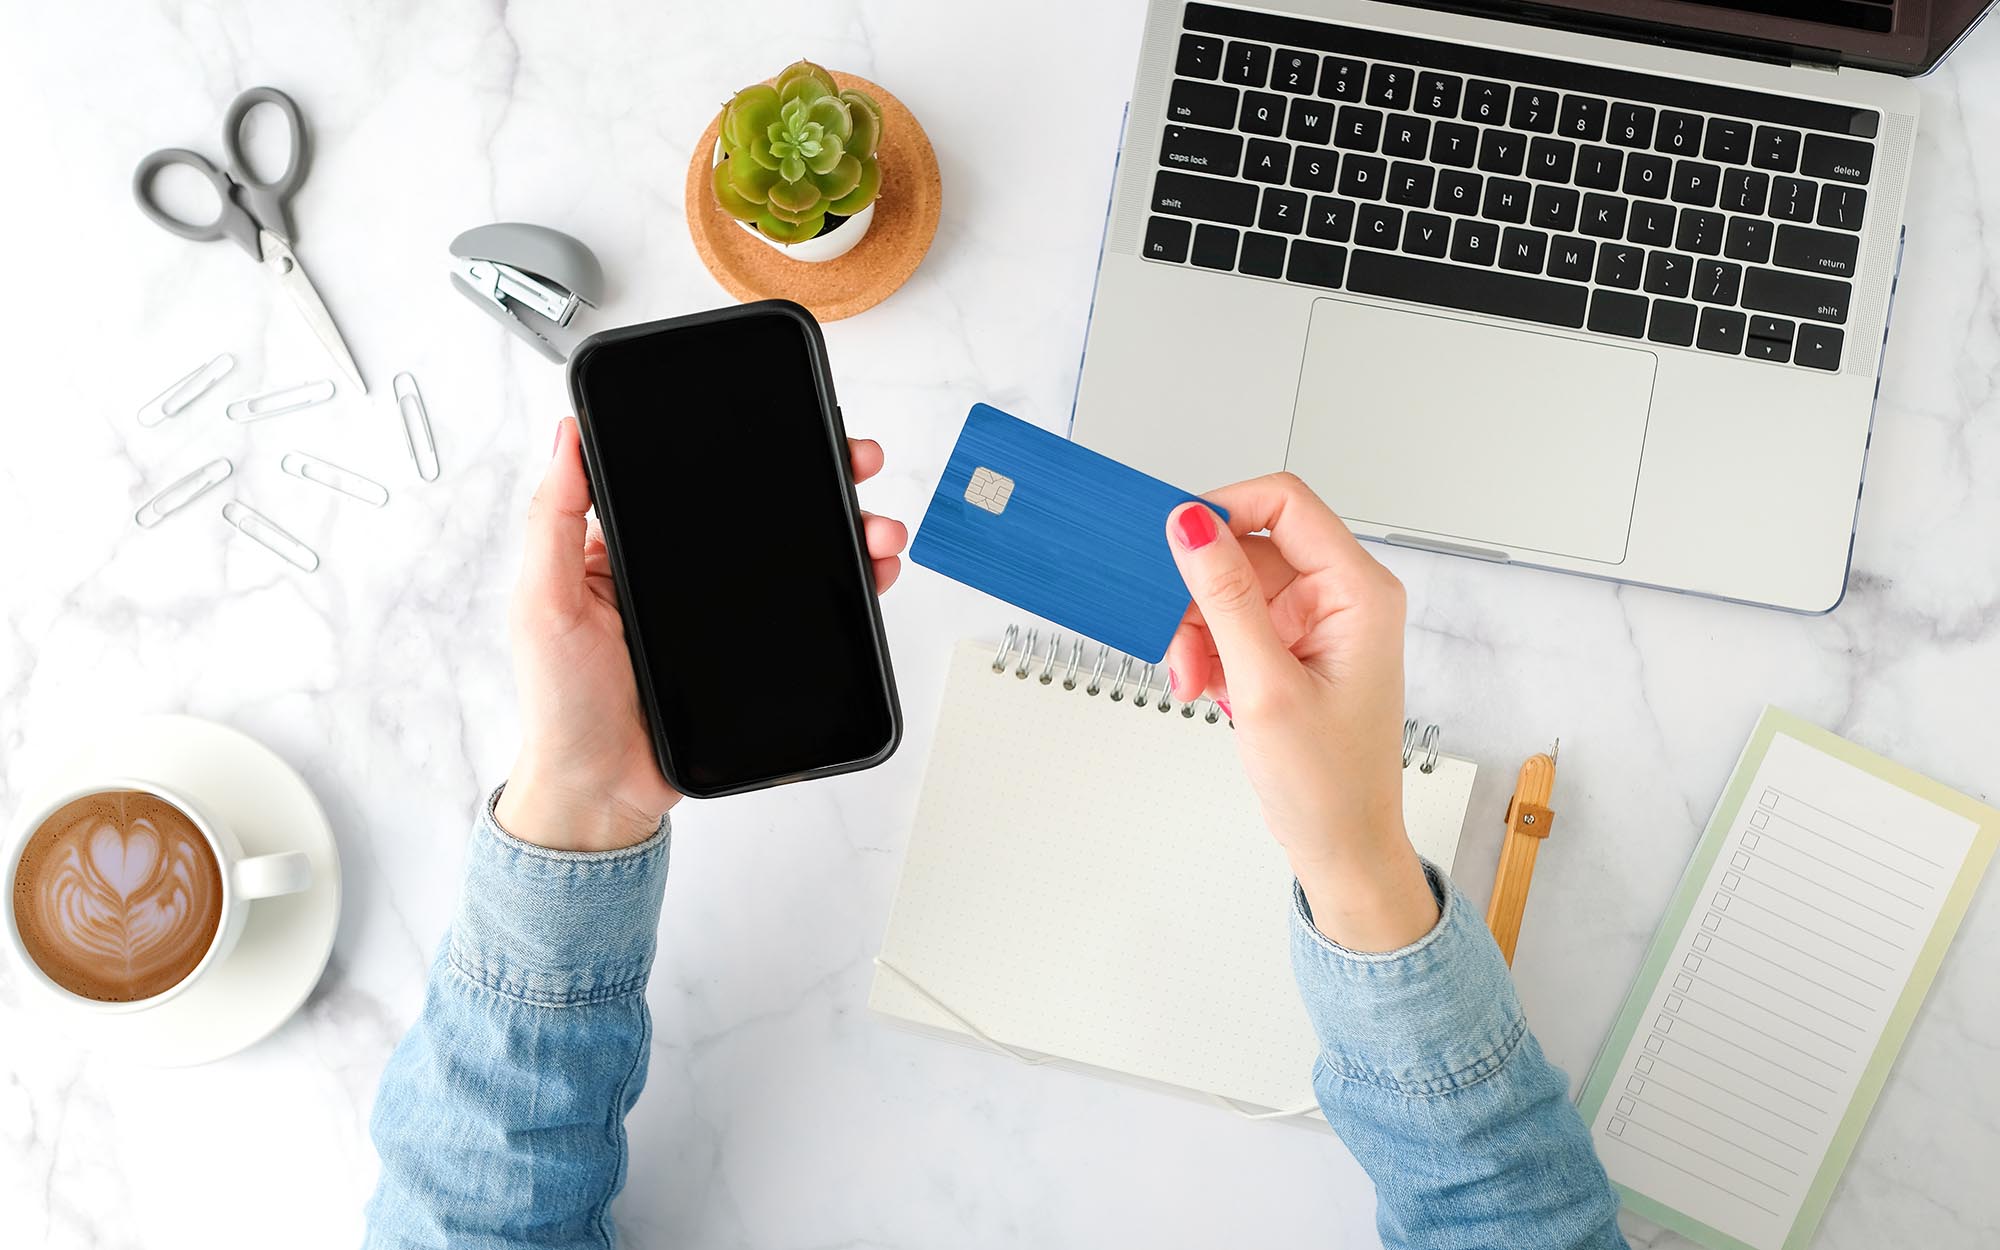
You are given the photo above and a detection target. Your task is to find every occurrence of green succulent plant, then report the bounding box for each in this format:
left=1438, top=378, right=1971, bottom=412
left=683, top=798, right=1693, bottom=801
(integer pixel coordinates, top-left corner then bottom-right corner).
left=712, top=59, right=885, bottom=244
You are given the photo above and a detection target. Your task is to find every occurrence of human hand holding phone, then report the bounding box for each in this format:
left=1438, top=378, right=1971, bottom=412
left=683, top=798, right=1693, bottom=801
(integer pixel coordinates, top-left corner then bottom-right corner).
left=1162, top=473, right=1437, bottom=953
left=495, top=418, right=908, bottom=852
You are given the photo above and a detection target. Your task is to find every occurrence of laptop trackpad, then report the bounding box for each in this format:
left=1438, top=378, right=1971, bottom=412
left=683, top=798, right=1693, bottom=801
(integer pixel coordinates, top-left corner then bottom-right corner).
left=1285, top=299, right=1656, bottom=564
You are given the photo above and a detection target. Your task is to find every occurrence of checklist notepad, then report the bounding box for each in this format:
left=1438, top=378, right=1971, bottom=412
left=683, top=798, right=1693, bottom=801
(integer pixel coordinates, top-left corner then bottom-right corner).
left=869, top=633, right=1476, bottom=1119
left=1580, top=707, right=1999, bottom=1250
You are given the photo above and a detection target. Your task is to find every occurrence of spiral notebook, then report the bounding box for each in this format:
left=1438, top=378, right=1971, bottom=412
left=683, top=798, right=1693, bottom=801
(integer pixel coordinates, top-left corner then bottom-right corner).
left=869, top=630, right=1478, bottom=1119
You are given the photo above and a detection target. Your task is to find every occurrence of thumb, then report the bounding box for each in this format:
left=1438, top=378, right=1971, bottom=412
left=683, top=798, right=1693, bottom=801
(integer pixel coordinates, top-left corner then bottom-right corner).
left=522, top=417, right=592, bottom=618
left=1166, top=502, right=1290, bottom=688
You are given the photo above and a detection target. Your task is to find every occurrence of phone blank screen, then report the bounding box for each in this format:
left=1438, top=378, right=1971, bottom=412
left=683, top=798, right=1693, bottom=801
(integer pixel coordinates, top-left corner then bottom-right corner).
left=574, top=310, right=896, bottom=794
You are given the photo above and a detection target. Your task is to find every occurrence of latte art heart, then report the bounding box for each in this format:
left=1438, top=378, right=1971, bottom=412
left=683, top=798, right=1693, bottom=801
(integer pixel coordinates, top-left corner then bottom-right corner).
left=12, top=791, right=225, bottom=1002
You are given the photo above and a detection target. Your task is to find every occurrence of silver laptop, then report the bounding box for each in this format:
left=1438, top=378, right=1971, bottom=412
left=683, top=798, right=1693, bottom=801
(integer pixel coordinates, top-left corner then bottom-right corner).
left=1072, top=0, right=1990, bottom=612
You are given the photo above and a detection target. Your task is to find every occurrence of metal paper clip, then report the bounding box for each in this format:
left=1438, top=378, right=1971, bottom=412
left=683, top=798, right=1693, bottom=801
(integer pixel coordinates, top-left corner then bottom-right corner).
left=281, top=452, right=389, bottom=507
left=393, top=372, right=439, bottom=482
left=137, top=354, right=235, bottom=427
left=221, top=501, right=320, bottom=572
left=226, top=379, right=336, bottom=423
left=133, top=458, right=233, bottom=529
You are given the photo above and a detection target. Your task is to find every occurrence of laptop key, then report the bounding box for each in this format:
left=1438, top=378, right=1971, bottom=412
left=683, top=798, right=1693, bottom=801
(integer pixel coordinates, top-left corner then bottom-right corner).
left=1346, top=250, right=1588, bottom=328
left=1245, top=140, right=1290, bottom=184
left=1747, top=315, right=1794, bottom=362
left=1744, top=267, right=1850, bottom=323
left=1696, top=307, right=1746, bottom=354
left=1595, top=243, right=1644, bottom=289
left=1725, top=216, right=1774, bottom=264
left=1771, top=177, right=1816, bottom=222
left=1383, top=114, right=1431, bottom=159
left=1674, top=209, right=1723, bottom=256
left=1477, top=130, right=1525, bottom=176
left=1750, top=315, right=1794, bottom=341
left=1403, top=211, right=1452, bottom=257
left=1527, top=137, right=1576, bottom=183
left=1499, top=226, right=1549, bottom=273
left=1152, top=170, right=1258, bottom=227
left=1356, top=203, right=1403, bottom=249
left=1168, top=80, right=1238, bottom=130
left=1335, top=106, right=1384, bottom=151
left=1510, top=87, right=1559, bottom=134
left=1430, top=121, right=1479, bottom=167
left=1318, top=56, right=1367, bottom=102
left=1656, top=110, right=1703, bottom=156
left=1339, top=154, right=1387, bottom=199
left=1191, top=223, right=1239, bottom=270
left=1546, top=236, right=1596, bottom=281
left=1260, top=187, right=1308, bottom=235
left=1389, top=162, right=1436, bottom=207
left=1670, top=161, right=1721, bottom=208
left=1648, top=300, right=1698, bottom=346
left=1576, top=145, right=1622, bottom=191
left=1702, top=119, right=1751, bottom=165
left=1160, top=126, right=1243, bottom=179
left=1286, top=98, right=1335, bottom=145
left=1223, top=42, right=1270, bottom=88
left=1177, top=35, right=1223, bottom=82
left=1627, top=201, right=1675, bottom=246
left=1694, top=259, right=1743, bottom=305
left=1238, top=231, right=1288, bottom=278
left=1752, top=126, right=1801, bottom=173
left=1608, top=102, right=1654, bottom=148
left=1581, top=193, right=1627, bottom=239
left=1624, top=153, right=1671, bottom=198
left=1818, top=186, right=1867, bottom=232
left=1531, top=185, right=1580, bottom=233
left=1483, top=177, right=1531, bottom=224
left=1463, top=80, right=1509, bottom=124
left=1721, top=168, right=1768, bottom=215
left=1272, top=49, right=1319, bottom=95
left=1435, top=169, right=1482, bottom=215
left=1451, top=219, right=1500, bottom=266
left=1286, top=239, right=1347, bottom=288
left=1772, top=225, right=1859, bottom=278
left=1588, top=289, right=1648, bottom=338
left=1794, top=323, right=1844, bottom=370
left=1802, top=134, right=1872, bottom=184
left=1417, top=73, right=1462, bottom=118
left=1367, top=64, right=1415, bottom=110
left=1559, top=95, right=1607, bottom=142
left=1144, top=216, right=1191, bottom=263
left=1241, top=91, right=1286, bottom=137
left=1746, top=334, right=1790, bottom=363
left=1291, top=146, right=1339, bottom=192
left=1307, top=195, right=1356, bottom=242
left=1644, top=250, right=1693, bottom=298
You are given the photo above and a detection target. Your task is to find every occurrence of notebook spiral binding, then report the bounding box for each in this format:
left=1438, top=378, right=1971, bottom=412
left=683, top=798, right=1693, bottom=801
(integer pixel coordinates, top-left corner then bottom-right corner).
left=988, top=625, right=1443, bottom=769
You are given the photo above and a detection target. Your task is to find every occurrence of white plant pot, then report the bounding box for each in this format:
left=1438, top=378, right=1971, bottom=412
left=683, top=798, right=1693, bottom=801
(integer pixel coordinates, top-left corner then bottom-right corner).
left=712, top=140, right=875, bottom=263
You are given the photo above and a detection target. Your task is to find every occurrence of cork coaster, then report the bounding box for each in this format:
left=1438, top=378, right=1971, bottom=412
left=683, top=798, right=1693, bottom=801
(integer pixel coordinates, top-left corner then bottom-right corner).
left=685, top=73, right=942, bottom=322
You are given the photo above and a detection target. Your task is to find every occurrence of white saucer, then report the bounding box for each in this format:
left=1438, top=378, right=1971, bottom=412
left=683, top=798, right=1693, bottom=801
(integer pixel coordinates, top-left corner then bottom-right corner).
left=15, top=714, right=342, bottom=1066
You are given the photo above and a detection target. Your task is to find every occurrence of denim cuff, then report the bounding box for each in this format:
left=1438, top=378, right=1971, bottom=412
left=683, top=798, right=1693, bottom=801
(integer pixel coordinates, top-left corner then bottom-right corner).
left=446, top=785, right=671, bottom=1007
left=1290, top=860, right=1527, bottom=1096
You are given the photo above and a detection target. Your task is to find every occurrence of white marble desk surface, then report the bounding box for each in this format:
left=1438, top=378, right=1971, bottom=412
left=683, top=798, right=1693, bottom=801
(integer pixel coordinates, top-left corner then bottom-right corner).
left=2, top=3, right=1996, bottom=1247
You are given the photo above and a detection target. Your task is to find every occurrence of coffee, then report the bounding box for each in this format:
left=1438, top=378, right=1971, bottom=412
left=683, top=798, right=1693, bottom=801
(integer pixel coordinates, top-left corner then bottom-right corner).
left=11, top=790, right=225, bottom=1002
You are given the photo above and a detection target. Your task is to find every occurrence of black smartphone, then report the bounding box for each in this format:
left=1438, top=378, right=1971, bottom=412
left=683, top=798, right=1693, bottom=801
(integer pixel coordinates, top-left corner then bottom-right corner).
left=566, top=301, right=900, bottom=798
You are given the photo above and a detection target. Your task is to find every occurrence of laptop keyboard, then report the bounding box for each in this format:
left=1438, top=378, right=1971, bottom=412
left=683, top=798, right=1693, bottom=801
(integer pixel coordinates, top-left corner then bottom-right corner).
left=1143, top=3, right=1885, bottom=371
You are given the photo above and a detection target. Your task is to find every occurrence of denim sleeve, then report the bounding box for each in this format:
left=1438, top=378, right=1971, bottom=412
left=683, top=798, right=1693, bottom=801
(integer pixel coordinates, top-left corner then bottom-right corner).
left=1293, top=863, right=1627, bottom=1250
left=364, top=787, right=671, bottom=1250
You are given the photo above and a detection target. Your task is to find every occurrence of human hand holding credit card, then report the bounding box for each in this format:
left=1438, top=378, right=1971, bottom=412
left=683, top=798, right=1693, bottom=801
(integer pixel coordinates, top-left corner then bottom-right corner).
left=910, top=404, right=1224, bottom=663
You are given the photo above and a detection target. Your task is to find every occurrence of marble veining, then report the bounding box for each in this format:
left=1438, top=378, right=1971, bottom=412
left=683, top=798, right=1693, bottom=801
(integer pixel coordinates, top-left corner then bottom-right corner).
left=2, top=2, right=1997, bottom=1247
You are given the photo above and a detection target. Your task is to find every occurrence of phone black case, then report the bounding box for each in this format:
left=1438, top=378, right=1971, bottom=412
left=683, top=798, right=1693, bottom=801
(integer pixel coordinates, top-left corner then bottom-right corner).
left=566, top=300, right=901, bottom=798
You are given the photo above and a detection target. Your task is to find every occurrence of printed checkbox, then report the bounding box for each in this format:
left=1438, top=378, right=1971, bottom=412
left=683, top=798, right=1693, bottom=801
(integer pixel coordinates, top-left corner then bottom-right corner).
left=1627, top=1075, right=1647, bottom=1095
left=1609, top=1117, right=1629, bottom=1137
left=1617, top=1097, right=1637, bottom=1115
left=1694, top=933, right=1713, bottom=952
left=1750, top=810, right=1770, bottom=829
left=1715, top=894, right=1732, bottom=912
left=1673, top=974, right=1692, bottom=992
left=1644, top=1034, right=1664, bottom=1053
left=1731, top=851, right=1751, bottom=870
left=1684, top=954, right=1703, bottom=972
left=1725, top=870, right=1744, bottom=890
left=1636, top=1055, right=1656, bottom=1074
left=1655, top=1015, right=1674, bottom=1034
left=1744, top=831, right=1762, bottom=849
left=1701, top=912, right=1721, bottom=932
left=1760, top=789, right=1779, bottom=809
left=1666, top=994, right=1685, bottom=1013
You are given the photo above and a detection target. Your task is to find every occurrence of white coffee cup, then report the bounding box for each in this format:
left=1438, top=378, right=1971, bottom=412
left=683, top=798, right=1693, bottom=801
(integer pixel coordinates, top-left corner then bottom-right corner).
left=1, top=776, right=312, bottom=1013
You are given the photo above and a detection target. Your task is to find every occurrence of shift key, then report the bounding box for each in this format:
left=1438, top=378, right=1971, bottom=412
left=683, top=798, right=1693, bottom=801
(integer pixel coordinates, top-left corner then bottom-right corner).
left=1743, top=266, right=1850, bottom=325
left=1153, top=170, right=1259, bottom=227
left=1772, top=225, right=1859, bottom=278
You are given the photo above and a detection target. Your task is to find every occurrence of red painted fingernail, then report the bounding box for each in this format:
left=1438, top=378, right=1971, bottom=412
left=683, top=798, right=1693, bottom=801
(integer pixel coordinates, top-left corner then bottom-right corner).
left=1216, top=697, right=1233, bottom=720
left=1167, top=668, right=1180, bottom=696
left=551, top=421, right=565, bottom=457
left=1173, top=505, right=1218, bottom=550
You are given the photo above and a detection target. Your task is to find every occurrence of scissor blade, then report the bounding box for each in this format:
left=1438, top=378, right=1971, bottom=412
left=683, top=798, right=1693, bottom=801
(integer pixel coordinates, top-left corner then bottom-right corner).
left=259, top=231, right=367, bottom=396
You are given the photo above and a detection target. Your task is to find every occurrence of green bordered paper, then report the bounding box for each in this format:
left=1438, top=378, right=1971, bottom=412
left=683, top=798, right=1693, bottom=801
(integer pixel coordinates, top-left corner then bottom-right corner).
left=1577, top=707, right=1998, bottom=1250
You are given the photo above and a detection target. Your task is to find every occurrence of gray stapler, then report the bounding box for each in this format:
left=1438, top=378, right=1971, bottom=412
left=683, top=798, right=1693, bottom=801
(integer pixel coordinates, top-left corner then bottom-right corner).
left=448, top=223, right=605, bottom=362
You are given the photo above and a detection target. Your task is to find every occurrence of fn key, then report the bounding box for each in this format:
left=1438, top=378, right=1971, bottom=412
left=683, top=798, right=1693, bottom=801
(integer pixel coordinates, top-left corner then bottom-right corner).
left=1145, top=216, right=1192, bottom=263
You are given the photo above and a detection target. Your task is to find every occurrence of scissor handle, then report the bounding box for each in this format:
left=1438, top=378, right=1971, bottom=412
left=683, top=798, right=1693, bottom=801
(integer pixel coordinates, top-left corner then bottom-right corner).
left=132, top=147, right=263, bottom=257
left=220, top=86, right=309, bottom=243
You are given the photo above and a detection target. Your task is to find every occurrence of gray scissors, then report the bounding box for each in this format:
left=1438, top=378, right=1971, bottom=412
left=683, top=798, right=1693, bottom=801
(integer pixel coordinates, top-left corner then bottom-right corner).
left=133, top=87, right=366, bottom=395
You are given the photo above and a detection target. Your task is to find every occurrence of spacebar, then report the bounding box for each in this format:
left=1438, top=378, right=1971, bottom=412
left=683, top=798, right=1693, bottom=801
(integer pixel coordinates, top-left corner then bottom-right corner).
left=1346, top=252, right=1589, bottom=330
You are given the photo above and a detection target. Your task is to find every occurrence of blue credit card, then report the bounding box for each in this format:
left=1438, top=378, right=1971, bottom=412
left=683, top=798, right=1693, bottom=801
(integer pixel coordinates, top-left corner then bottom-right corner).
left=910, top=404, right=1222, bottom=663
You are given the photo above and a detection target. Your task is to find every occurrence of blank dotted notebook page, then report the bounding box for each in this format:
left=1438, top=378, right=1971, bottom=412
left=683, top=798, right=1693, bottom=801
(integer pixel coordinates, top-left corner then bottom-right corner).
left=870, top=638, right=1475, bottom=1116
